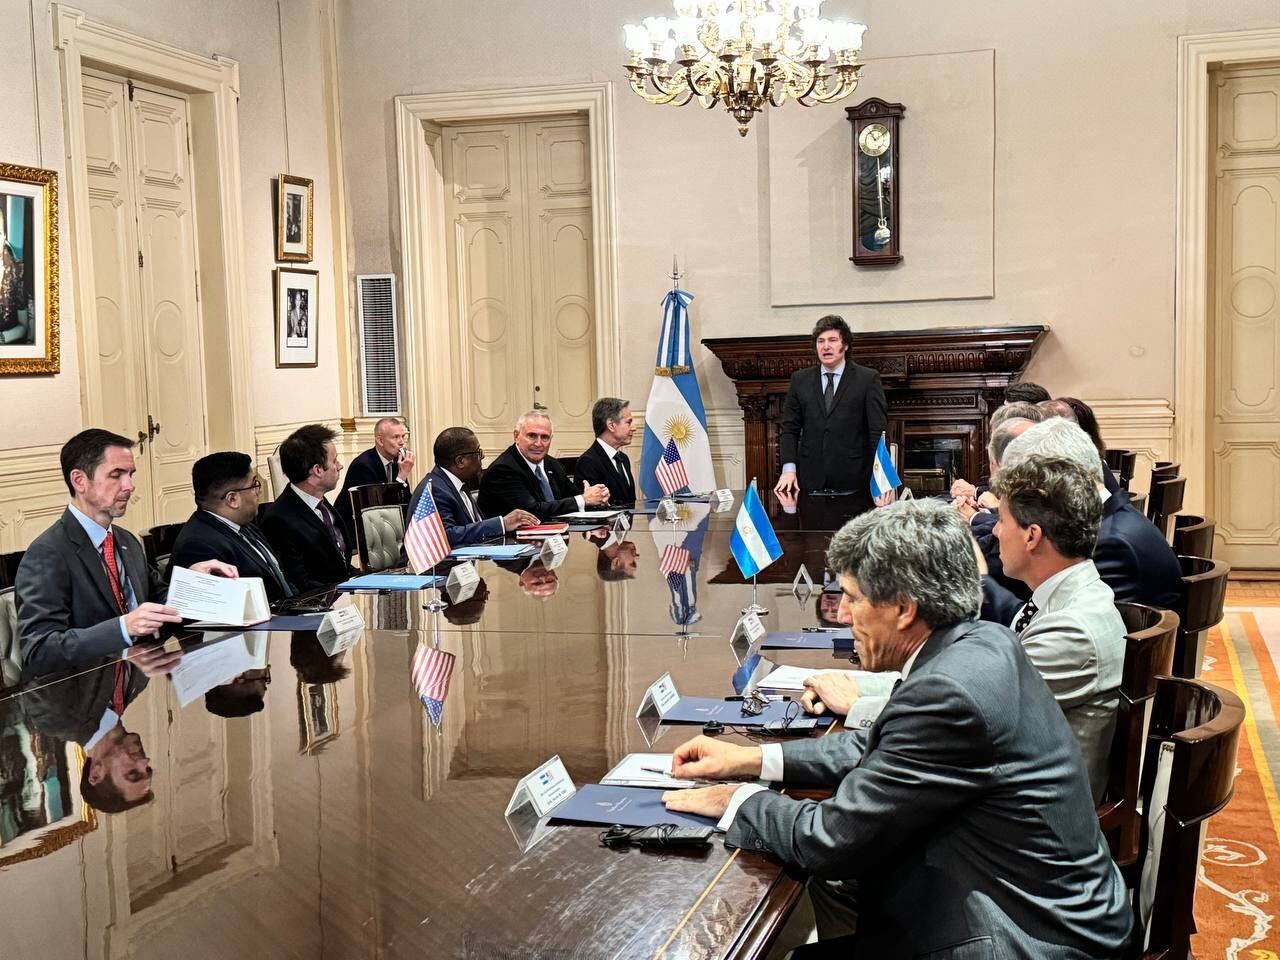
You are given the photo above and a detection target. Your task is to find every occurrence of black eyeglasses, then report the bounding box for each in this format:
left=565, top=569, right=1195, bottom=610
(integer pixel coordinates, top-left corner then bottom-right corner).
left=223, top=477, right=262, bottom=498
left=459, top=449, right=486, bottom=461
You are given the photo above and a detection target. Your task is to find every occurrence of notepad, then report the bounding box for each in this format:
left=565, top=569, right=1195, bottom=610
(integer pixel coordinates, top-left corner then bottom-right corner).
left=168, top=566, right=270, bottom=626
left=757, top=665, right=899, bottom=697
left=515, top=523, right=569, bottom=539
left=761, top=629, right=855, bottom=650
left=601, top=753, right=760, bottom=790
left=449, top=545, right=537, bottom=560
left=337, top=574, right=443, bottom=591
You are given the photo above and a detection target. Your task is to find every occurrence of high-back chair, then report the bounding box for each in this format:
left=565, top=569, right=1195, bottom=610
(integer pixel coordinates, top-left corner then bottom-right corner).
left=0, top=586, right=22, bottom=690
left=1136, top=677, right=1244, bottom=958
left=351, top=482, right=411, bottom=571
left=1096, top=603, right=1178, bottom=869
left=1104, top=449, right=1138, bottom=492
left=1174, top=556, right=1230, bottom=679
left=267, top=451, right=289, bottom=500
left=1127, top=491, right=1147, bottom=515
left=0, top=550, right=23, bottom=589
left=1171, top=515, right=1215, bottom=560
left=143, top=521, right=186, bottom=571
left=1146, top=477, right=1186, bottom=540
left=1150, top=460, right=1180, bottom=479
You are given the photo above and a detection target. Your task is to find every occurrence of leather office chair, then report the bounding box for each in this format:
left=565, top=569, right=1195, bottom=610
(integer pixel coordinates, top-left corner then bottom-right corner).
left=1097, top=602, right=1178, bottom=871
left=1104, top=449, right=1138, bottom=492
left=1145, top=477, right=1186, bottom=540
left=0, top=587, right=21, bottom=690
left=1136, top=677, right=1243, bottom=958
left=267, top=451, right=289, bottom=500
left=0, top=550, right=22, bottom=589
left=1171, top=515, right=1215, bottom=560
left=350, top=483, right=410, bottom=571
left=1127, top=491, right=1147, bottom=515
left=143, top=521, right=186, bottom=570
left=1173, top=556, right=1230, bottom=679
left=559, top=455, right=579, bottom=487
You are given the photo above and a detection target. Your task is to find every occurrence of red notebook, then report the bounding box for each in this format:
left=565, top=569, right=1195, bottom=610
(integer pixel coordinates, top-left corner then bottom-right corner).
left=515, top=523, right=569, bottom=539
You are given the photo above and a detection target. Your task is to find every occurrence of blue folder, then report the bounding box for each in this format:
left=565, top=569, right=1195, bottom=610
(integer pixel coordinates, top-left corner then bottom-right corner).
left=662, top=696, right=834, bottom=729
left=337, top=574, right=443, bottom=591
left=549, top=784, right=718, bottom=829
left=450, top=545, right=537, bottom=560
left=196, top=613, right=328, bottom=632
left=761, top=629, right=854, bottom=650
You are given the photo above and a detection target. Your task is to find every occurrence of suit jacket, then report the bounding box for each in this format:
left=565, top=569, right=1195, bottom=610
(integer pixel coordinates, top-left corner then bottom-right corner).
left=409, top=466, right=505, bottom=547
left=20, top=657, right=149, bottom=743
left=16, top=510, right=167, bottom=677
left=575, top=440, right=636, bottom=507
left=984, top=489, right=1182, bottom=624
left=1013, top=561, right=1125, bottom=803
left=167, top=510, right=295, bottom=600
left=728, top=619, right=1132, bottom=959
left=477, top=445, right=579, bottom=521
left=261, top=486, right=354, bottom=591
left=334, top=447, right=405, bottom=545
left=779, top=362, right=887, bottom=509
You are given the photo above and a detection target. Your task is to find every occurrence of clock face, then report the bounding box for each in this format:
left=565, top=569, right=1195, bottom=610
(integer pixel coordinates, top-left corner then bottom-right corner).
left=858, top=122, right=890, bottom=157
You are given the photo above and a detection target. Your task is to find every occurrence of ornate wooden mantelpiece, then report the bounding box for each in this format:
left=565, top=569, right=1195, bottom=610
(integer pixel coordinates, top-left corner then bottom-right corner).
left=703, top=325, right=1049, bottom=489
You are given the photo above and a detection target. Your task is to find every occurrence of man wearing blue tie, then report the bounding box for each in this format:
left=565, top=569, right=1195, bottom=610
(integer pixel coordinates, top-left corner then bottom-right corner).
left=478, top=412, right=610, bottom=521
left=409, top=427, right=537, bottom=546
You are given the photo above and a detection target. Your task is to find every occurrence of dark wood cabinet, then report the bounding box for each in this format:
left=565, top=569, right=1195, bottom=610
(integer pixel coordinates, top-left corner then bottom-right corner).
left=703, top=325, right=1049, bottom=492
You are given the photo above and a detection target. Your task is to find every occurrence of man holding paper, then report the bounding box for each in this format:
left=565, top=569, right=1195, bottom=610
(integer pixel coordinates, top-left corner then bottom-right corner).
left=661, top=500, right=1131, bottom=958
left=17, top=429, right=237, bottom=676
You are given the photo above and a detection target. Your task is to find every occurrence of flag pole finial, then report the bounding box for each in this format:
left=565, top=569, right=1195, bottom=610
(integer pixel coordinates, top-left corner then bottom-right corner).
left=670, top=255, right=682, bottom=291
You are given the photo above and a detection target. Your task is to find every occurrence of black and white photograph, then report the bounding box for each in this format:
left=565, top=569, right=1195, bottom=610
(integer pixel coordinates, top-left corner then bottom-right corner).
left=297, top=682, right=339, bottom=755
left=275, top=173, right=313, bottom=262
left=274, top=266, right=319, bottom=367
left=0, top=163, right=59, bottom=374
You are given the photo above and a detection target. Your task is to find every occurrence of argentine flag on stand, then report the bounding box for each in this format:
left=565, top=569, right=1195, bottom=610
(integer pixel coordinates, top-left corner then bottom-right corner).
left=640, top=287, right=715, bottom=498
left=870, top=434, right=901, bottom=500
left=730, top=483, right=783, bottom=579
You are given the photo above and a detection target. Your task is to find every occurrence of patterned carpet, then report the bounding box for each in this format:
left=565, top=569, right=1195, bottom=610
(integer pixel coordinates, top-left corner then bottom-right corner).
left=1194, top=602, right=1280, bottom=959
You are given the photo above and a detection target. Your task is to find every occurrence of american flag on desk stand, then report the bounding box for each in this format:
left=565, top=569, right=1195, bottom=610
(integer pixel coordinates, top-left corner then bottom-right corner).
left=411, top=642, right=455, bottom=727
left=655, top=438, right=689, bottom=496
left=404, top=481, right=450, bottom=573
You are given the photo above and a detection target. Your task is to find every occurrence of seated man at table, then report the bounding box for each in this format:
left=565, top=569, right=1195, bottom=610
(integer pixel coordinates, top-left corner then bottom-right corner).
left=333, top=416, right=415, bottom=546
left=168, top=452, right=295, bottom=600
left=17, top=429, right=237, bottom=676
left=411, top=427, right=537, bottom=547
left=261, top=424, right=354, bottom=591
left=478, top=411, right=610, bottom=521
left=575, top=397, right=637, bottom=507
left=661, top=499, right=1131, bottom=957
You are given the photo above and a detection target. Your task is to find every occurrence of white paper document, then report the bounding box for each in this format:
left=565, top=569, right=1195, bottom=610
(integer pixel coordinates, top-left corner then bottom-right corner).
left=757, top=664, right=900, bottom=698
left=555, top=510, right=622, bottom=520
left=168, top=633, right=267, bottom=707
left=167, top=566, right=270, bottom=626
left=601, top=753, right=728, bottom=790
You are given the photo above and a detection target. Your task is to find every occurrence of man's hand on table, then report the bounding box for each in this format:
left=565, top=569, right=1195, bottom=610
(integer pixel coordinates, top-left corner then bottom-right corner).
left=799, top=671, right=861, bottom=716
left=668, top=734, right=762, bottom=780
left=661, top=783, right=740, bottom=819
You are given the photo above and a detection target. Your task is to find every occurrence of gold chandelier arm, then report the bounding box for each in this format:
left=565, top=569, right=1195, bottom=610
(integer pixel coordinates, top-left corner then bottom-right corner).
left=628, top=72, right=691, bottom=106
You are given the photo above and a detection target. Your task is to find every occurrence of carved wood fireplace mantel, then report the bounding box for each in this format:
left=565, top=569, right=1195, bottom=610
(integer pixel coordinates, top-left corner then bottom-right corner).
left=703, top=325, right=1049, bottom=492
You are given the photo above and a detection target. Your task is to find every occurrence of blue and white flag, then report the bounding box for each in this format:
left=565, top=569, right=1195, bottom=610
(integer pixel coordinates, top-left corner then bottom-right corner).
left=640, top=288, right=715, bottom=498
left=870, top=434, right=901, bottom=500
left=730, top=483, right=783, bottom=579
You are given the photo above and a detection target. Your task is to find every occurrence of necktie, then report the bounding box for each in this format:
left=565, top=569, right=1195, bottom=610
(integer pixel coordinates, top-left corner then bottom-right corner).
left=535, top=464, right=554, bottom=502
left=317, top=498, right=346, bottom=555
left=242, top=525, right=294, bottom=597
left=615, top=452, right=630, bottom=486
left=462, top=489, right=480, bottom=522
left=101, top=530, right=128, bottom=613
left=111, top=661, right=128, bottom=714
left=891, top=678, right=903, bottom=697
left=387, top=460, right=397, bottom=484
left=1013, top=600, right=1039, bottom=634
left=823, top=372, right=836, bottom=411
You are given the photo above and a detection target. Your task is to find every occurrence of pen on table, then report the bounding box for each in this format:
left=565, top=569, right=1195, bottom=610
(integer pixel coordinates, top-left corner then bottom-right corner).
left=640, top=766, right=717, bottom=784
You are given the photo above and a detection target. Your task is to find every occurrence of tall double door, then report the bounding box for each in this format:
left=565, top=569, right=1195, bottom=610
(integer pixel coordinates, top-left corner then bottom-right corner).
left=80, top=73, right=207, bottom=530
left=441, top=117, right=597, bottom=458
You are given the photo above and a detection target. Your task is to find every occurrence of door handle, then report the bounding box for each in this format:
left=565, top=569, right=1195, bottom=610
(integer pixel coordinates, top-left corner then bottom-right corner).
left=148, top=414, right=161, bottom=439
left=136, top=429, right=148, bottom=453
left=532, top=401, right=548, bottom=411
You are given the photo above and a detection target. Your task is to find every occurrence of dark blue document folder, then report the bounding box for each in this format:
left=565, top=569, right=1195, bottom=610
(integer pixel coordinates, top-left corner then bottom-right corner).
left=549, top=784, right=718, bottom=829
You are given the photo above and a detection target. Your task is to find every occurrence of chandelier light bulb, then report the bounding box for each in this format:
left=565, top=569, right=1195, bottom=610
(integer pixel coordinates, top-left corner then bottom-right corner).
left=643, top=16, right=672, bottom=44
left=623, top=23, right=650, bottom=54
left=750, top=12, right=783, bottom=46
left=672, top=0, right=698, bottom=15
left=672, top=16, right=701, bottom=46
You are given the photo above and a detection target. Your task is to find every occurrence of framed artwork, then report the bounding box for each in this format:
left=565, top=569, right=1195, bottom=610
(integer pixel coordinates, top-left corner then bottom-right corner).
left=297, top=681, right=339, bottom=754
left=0, top=733, right=96, bottom=867
left=275, top=174, right=314, bottom=262
left=0, top=162, right=59, bottom=374
left=274, top=267, right=319, bottom=367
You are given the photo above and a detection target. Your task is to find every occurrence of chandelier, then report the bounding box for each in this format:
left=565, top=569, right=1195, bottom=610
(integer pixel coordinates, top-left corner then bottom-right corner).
left=622, top=1, right=867, bottom=137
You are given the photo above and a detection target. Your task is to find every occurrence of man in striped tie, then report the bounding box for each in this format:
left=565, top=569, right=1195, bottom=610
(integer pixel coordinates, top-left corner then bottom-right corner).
left=17, top=429, right=238, bottom=677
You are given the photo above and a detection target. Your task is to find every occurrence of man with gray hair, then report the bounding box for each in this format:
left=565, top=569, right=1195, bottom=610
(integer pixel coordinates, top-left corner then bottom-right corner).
left=949, top=402, right=1044, bottom=501
left=478, top=411, right=610, bottom=520
left=334, top=416, right=415, bottom=544
left=575, top=397, right=637, bottom=506
left=662, top=499, right=1132, bottom=958
left=983, top=417, right=1182, bottom=623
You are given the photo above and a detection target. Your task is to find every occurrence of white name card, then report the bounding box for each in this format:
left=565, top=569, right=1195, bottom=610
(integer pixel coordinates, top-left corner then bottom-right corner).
left=639, top=671, right=681, bottom=719
left=730, top=611, right=768, bottom=656
left=167, top=567, right=270, bottom=626
left=710, top=489, right=735, bottom=512
left=445, top=560, right=480, bottom=603
left=320, top=606, right=364, bottom=636
left=538, top=534, right=568, bottom=570
left=656, top=498, right=680, bottom=522
left=505, top=755, right=576, bottom=819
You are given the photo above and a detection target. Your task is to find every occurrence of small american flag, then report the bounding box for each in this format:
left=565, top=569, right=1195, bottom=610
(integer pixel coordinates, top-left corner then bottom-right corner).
left=655, top=438, right=688, bottom=496
left=404, top=481, right=450, bottom=573
left=659, top=543, right=690, bottom=577
left=411, top=642, right=455, bottom=727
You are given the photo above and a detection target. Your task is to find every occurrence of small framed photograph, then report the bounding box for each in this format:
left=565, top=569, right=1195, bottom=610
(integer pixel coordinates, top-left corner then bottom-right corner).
left=0, top=736, right=96, bottom=867
left=0, top=162, right=59, bottom=375
left=275, top=173, right=314, bottom=262
left=274, top=267, right=319, bottom=367
left=297, top=681, right=339, bottom=754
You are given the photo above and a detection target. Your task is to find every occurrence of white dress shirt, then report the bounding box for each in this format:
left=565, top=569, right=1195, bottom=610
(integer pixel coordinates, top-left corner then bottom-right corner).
left=378, top=452, right=408, bottom=485
left=519, top=452, right=584, bottom=512
left=84, top=708, right=120, bottom=750
left=782, top=361, right=846, bottom=476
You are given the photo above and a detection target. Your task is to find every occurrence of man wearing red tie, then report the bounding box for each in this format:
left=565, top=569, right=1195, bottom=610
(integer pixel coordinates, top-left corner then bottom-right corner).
left=16, top=429, right=238, bottom=677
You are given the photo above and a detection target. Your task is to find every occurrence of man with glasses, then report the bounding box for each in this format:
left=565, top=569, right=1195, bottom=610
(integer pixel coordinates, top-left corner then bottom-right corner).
left=412, top=427, right=538, bottom=547
left=169, top=452, right=295, bottom=600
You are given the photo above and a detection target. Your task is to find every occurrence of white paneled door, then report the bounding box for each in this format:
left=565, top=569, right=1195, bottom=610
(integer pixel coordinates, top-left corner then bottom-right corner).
left=81, top=74, right=207, bottom=529
left=442, top=118, right=596, bottom=456
left=1210, top=65, right=1280, bottom=569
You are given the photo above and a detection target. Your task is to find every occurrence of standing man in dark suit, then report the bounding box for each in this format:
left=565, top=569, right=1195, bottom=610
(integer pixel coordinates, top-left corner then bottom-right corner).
left=333, top=416, right=415, bottom=545
left=478, top=412, right=610, bottom=521
left=168, top=452, right=295, bottom=600
left=409, top=427, right=538, bottom=547
left=16, top=429, right=237, bottom=677
left=575, top=397, right=637, bottom=507
left=775, top=315, right=887, bottom=513
left=662, top=500, right=1132, bottom=957
left=261, top=424, right=354, bottom=590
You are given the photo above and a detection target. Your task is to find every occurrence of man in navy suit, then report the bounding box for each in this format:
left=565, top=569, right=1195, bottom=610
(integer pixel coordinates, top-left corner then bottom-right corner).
left=333, top=417, right=415, bottom=544
left=576, top=397, right=637, bottom=507
left=168, top=451, right=295, bottom=600
left=478, top=412, right=610, bottom=521
left=408, top=427, right=537, bottom=546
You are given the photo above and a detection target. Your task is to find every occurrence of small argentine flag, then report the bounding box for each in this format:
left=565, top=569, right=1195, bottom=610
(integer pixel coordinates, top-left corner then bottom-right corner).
left=870, top=434, right=901, bottom=500
left=730, top=483, right=783, bottom=579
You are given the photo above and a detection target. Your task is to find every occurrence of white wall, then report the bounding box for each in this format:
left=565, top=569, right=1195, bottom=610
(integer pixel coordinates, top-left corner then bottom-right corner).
left=337, top=0, right=1280, bottom=418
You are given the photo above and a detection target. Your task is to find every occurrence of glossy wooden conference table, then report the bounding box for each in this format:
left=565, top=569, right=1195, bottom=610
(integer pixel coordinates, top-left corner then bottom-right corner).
left=0, top=515, right=862, bottom=959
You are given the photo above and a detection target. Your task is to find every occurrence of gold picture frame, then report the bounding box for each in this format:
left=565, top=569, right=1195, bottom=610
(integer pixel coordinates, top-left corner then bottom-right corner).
left=0, top=162, right=59, bottom=374
left=0, top=743, right=96, bottom=867
left=275, top=173, right=314, bottom=263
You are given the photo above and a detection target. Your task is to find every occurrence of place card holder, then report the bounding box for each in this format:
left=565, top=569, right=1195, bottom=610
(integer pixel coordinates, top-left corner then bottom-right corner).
left=634, top=672, right=681, bottom=746
left=504, top=755, right=576, bottom=852
left=791, top=563, right=816, bottom=601
left=445, top=560, right=481, bottom=603
left=710, top=489, right=735, bottom=512
left=655, top=498, right=680, bottom=522
left=318, top=606, right=365, bottom=655
left=729, top=611, right=767, bottom=664
left=538, top=534, right=569, bottom=570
